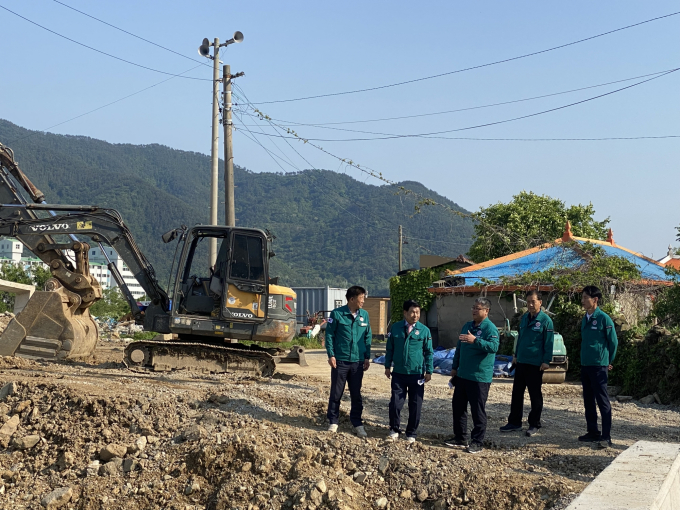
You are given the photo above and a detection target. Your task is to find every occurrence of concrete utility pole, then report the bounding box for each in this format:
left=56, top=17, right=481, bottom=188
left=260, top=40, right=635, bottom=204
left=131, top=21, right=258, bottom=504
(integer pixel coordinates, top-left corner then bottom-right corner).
left=223, top=64, right=235, bottom=227
left=198, top=32, right=243, bottom=266
left=209, top=38, right=220, bottom=267
left=398, top=225, right=403, bottom=272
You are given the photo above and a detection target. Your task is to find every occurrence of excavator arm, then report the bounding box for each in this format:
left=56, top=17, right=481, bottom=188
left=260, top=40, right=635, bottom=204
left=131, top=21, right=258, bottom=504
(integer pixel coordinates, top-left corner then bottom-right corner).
left=0, top=205, right=170, bottom=323
left=0, top=142, right=171, bottom=359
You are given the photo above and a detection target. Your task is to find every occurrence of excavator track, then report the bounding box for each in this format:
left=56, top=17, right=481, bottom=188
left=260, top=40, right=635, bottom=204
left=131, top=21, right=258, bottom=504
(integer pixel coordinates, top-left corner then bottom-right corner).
left=124, top=340, right=277, bottom=377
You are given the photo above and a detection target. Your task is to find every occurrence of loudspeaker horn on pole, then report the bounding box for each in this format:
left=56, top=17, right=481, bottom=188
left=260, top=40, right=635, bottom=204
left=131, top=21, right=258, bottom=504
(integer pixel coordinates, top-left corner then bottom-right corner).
left=198, top=38, right=211, bottom=57
left=232, top=31, right=244, bottom=43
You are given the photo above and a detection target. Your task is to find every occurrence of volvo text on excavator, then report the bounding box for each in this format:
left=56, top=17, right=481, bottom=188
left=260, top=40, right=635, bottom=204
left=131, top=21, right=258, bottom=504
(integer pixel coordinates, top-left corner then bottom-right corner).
left=0, top=142, right=304, bottom=376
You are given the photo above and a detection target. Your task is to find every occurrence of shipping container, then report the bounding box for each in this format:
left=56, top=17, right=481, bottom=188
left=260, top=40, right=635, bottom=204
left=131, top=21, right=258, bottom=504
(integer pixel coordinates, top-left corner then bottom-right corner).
left=291, top=287, right=348, bottom=324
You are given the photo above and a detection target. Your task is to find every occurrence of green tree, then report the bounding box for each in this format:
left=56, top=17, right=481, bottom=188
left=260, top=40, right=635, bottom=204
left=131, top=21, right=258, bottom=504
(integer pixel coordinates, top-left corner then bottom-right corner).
left=468, top=191, right=610, bottom=263
left=29, top=265, right=51, bottom=290
left=90, top=287, right=131, bottom=320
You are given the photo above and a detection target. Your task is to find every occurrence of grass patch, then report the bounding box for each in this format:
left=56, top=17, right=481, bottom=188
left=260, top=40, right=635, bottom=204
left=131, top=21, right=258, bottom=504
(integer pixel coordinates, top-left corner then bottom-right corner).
left=131, top=331, right=159, bottom=341
left=244, top=335, right=324, bottom=350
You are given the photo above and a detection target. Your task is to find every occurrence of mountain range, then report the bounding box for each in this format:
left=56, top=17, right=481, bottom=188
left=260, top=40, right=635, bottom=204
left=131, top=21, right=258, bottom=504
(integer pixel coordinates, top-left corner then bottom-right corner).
left=0, top=119, right=474, bottom=295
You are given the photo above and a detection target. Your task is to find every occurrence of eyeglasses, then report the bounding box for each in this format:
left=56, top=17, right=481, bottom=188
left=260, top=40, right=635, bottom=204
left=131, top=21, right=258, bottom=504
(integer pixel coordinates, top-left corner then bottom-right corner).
left=471, top=307, right=488, bottom=312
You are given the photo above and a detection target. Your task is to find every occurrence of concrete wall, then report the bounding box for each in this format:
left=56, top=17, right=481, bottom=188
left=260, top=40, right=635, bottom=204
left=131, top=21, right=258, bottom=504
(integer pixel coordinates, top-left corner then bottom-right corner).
left=428, top=293, right=516, bottom=348
left=567, top=440, right=680, bottom=510
left=0, top=279, right=35, bottom=314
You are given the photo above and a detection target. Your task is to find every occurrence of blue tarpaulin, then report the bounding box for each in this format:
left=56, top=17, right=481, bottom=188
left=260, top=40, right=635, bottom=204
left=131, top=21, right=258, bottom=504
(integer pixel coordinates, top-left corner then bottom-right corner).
left=374, top=348, right=515, bottom=377
left=451, top=241, right=669, bottom=286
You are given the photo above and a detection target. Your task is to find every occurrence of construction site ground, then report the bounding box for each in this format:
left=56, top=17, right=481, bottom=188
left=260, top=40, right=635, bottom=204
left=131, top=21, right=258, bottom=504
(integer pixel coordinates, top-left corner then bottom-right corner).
left=0, top=340, right=679, bottom=510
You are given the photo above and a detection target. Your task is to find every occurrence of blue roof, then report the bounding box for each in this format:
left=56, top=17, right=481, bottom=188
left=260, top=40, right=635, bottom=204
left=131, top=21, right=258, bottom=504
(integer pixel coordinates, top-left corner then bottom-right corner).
left=450, top=239, right=669, bottom=286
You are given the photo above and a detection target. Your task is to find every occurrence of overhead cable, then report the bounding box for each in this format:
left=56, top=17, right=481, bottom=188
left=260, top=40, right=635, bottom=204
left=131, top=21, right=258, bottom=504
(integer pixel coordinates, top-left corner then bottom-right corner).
left=52, top=0, right=211, bottom=68
left=253, top=11, right=680, bottom=104
left=0, top=4, right=211, bottom=81
left=245, top=69, right=680, bottom=141
left=7, top=64, right=204, bottom=144
left=255, top=68, right=678, bottom=127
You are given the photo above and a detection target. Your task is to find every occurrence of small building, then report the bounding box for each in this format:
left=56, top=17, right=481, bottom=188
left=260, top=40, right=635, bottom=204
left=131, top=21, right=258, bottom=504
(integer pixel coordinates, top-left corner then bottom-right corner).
left=658, top=246, right=680, bottom=270
left=427, top=224, right=670, bottom=348
left=364, top=297, right=390, bottom=339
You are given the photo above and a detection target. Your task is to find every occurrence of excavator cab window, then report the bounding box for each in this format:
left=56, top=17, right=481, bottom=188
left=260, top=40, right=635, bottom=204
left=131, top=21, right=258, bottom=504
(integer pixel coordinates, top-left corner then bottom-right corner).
left=230, top=234, right=264, bottom=282
left=177, top=234, right=226, bottom=317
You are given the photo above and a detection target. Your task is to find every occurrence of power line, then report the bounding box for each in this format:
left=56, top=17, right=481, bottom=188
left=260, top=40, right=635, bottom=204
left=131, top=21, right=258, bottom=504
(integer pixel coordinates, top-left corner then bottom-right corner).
left=52, top=0, right=211, bottom=68
left=253, top=11, right=680, bottom=104
left=0, top=4, right=211, bottom=81
left=7, top=64, right=204, bottom=144
left=235, top=129, right=473, bottom=248
left=244, top=68, right=680, bottom=141
left=250, top=68, right=677, bottom=127
left=232, top=101, right=472, bottom=248
left=231, top=87, right=623, bottom=251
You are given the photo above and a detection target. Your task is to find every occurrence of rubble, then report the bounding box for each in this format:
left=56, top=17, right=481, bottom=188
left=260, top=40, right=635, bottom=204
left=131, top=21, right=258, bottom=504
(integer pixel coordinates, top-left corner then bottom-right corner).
left=0, top=339, right=676, bottom=510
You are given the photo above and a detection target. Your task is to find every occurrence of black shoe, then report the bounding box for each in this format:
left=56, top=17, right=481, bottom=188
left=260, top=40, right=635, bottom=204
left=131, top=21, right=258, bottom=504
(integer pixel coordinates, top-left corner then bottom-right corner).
left=466, top=442, right=483, bottom=454
left=500, top=423, right=522, bottom=433
left=443, top=436, right=468, bottom=448
left=525, top=426, right=540, bottom=437
left=597, top=439, right=613, bottom=449
left=578, top=432, right=602, bottom=442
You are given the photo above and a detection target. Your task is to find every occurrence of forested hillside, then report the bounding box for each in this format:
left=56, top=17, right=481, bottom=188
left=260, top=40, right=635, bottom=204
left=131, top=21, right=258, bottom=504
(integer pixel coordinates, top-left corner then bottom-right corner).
left=0, top=119, right=474, bottom=294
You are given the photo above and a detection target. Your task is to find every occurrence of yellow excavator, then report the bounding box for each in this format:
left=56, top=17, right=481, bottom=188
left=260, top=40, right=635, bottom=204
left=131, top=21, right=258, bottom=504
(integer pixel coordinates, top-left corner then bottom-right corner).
left=0, top=142, right=303, bottom=376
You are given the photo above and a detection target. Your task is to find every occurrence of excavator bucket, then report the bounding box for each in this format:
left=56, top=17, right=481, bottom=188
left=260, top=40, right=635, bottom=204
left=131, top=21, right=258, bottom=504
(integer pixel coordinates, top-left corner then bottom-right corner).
left=0, top=289, right=98, bottom=360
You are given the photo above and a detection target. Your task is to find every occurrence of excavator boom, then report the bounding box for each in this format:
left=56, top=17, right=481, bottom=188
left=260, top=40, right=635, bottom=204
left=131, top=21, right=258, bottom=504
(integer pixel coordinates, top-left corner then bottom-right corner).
left=0, top=142, right=301, bottom=373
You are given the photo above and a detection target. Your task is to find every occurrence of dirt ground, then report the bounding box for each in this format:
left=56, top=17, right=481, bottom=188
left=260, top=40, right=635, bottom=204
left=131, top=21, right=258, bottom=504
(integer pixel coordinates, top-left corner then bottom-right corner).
left=0, top=340, right=679, bottom=510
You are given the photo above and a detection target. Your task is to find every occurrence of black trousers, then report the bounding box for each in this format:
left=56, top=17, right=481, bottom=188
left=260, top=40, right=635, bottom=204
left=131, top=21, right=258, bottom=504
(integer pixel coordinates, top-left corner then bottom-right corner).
left=452, top=376, right=491, bottom=445
left=327, top=360, right=364, bottom=427
left=388, top=372, right=425, bottom=437
left=581, top=365, right=612, bottom=440
left=508, top=362, right=544, bottom=428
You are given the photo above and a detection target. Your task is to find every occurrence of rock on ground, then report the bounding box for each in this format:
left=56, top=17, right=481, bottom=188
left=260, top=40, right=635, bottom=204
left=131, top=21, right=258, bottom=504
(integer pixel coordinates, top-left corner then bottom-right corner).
left=41, top=486, right=72, bottom=508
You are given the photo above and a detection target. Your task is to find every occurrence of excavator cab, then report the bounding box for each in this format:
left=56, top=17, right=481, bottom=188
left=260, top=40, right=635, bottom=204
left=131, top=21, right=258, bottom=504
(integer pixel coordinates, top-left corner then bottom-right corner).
left=173, top=226, right=269, bottom=324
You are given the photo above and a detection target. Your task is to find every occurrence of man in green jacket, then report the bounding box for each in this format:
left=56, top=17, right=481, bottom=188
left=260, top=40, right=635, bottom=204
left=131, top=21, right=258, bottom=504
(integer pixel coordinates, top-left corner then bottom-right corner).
left=579, top=285, right=618, bottom=449
left=384, top=300, right=434, bottom=443
left=500, top=290, right=554, bottom=437
left=326, top=286, right=372, bottom=438
left=447, top=297, right=499, bottom=454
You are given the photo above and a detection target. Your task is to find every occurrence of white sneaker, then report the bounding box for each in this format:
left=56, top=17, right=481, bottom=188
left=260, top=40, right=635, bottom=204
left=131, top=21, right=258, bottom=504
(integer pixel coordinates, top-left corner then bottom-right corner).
left=355, top=425, right=368, bottom=438
left=328, top=424, right=338, bottom=433
left=386, top=431, right=399, bottom=442
left=406, top=436, right=416, bottom=444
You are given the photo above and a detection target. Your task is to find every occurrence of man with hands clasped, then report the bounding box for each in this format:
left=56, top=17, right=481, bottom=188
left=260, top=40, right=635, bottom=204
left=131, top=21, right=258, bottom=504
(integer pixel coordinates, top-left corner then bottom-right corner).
left=446, top=297, right=499, bottom=454
left=384, top=300, right=434, bottom=443
left=500, top=290, right=554, bottom=437
left=325, top=286, right=372, bottom=438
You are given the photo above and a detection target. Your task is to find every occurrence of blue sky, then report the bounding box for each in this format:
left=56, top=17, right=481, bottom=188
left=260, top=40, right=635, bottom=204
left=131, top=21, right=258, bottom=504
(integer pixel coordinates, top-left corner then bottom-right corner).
left=1, top=0, right=678, bottom=259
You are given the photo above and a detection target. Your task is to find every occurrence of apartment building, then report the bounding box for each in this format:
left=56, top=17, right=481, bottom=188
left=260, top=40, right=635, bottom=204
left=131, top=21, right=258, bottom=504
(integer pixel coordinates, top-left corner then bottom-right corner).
left=0, top=238, right=145, bottom=298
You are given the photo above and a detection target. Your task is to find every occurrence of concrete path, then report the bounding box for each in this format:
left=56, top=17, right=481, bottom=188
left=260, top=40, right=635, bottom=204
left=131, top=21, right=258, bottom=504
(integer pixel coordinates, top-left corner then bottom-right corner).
left=567, top=440, right=680, bottom=510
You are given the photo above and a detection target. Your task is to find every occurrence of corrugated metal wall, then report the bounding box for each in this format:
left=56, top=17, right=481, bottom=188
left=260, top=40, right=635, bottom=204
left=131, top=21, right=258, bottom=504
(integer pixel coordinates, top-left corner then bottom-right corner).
left=291, top=287, right=348, bottom=323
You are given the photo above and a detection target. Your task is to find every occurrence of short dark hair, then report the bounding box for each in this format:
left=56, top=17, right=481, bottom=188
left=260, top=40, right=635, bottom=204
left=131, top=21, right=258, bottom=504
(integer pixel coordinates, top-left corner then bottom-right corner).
left=474, top=297, right=491, bottom=309
left=582, top=285, right=602, bottom=302
left=525, top=290, right=542, bottom=301
left=403, top=299, right=420, bottom=312
left=346, top=286, right=367, bottom=300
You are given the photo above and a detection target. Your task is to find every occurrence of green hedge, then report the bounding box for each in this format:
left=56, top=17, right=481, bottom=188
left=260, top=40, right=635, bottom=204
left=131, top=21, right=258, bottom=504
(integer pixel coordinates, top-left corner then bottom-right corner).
left=388, top=263, right=458, bottom=323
